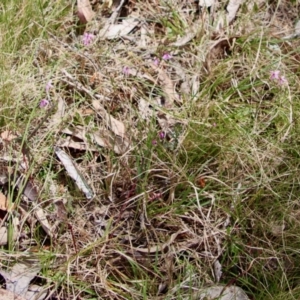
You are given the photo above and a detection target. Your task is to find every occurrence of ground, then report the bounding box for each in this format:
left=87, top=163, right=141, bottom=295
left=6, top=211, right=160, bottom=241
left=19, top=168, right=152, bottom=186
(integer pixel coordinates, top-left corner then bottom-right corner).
left=1, top=0, right=300, bottom=299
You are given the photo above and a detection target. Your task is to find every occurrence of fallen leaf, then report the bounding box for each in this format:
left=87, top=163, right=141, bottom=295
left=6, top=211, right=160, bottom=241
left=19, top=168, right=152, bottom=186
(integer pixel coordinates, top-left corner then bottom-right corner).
left=47, top=96, right=66, bottom=129
left=0, top=192, right=7, bottom=210
left=34, top=207, right=54, bottom=237
left=59, top=127, right=98, bottom=151
left=13, top=174, right=39, bottom=202
left=55, top=147, right=94, bottom=200
left=77, top=0, right=95, bottom=24
left=199, top=0, right=215, bottom=8
left=227, top=0, right=244, bottom=24
left=138, top=98, right=155, bottom=119
left=92, top=100, right=126, bottom=137
left=99, top=18, right=139, bottom=40
left=213, top=259, right=222, bottom=283
left=0, top=262, right=40, bottom=296
left=0, top=217, right=19, bottom=246
left=25, top=284, right=47, bottom=300
left=54, top=200, right=68, bottom=221
left=193, top=285, right=250, bottom=300
left=150, top=64, right=182, bottom=106
left=1, top=130, right=18, bottom=142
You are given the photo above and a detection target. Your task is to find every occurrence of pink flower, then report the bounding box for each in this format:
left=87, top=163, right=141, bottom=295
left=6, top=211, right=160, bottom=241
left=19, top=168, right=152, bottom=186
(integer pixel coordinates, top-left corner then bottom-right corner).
left=278, top=76, right=287, bottom=85
left=39, top=99, right=49, bottom=108
left=153, top=58, right=160, bottom=66
left=82, top=32, right=95, bottom=46
left=162, top=53, right=172, bottom=60
left=159, top=131, right=165, bottom=139
left=270, top=70, right=280, bottom=81
left=270, top=70, right=288, bottom=86
left=122, top=66, right=130, bottom=75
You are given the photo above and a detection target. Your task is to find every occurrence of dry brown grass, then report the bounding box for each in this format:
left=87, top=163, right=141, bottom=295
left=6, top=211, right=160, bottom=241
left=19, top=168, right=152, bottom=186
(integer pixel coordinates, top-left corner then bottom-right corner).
left=1, top=0, right=300, bottom=299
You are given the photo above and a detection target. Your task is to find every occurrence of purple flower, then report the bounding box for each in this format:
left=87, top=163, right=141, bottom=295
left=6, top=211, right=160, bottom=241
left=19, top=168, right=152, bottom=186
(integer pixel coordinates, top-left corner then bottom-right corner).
left=39, top=99, right=49, bottom=108
left=46, top=80, right=53, bottom=93
left=82, top=32, right=95, bottom=46
left=278, top=76, right=287, bottom=85
left=270, top=70, right=288, bottom=86
left=122, top=66, right=130, bottom=75
left=270, top=70, right=280, bottom=81
left=152, top=140, right=157, bottom=145
left=162, top=53, right=172, bottom=60
left=159, top=131, right=165, bottom=139
left=153, top=58, right=160, bottom=66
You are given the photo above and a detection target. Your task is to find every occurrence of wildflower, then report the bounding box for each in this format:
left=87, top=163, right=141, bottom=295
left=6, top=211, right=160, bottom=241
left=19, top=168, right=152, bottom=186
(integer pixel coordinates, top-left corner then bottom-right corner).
left=270, top=70, right=280, bottom=81
left=162, top=53, right=172, bottom=60
left=122, top=66, right=130, bottom=75
left=270, top=70, right=288, bottom=86
left=82, top=32, right=95, bottom=46
left=39, top=99, right=49, bottom=108
left=159, top=131, right=165, bottom=139
left=46, top=80, right=53, bottom=93
left=152, top=140, right=157, bottom=145
left=153, top=57, right=160, bottom=66
left=278, top=75, right=287, bottom=85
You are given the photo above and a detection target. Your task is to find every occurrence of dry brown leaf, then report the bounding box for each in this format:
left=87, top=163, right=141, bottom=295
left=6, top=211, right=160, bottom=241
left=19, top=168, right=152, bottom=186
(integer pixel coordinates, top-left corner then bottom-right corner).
left=150, top=64, right=182, bottom=106
left=34, top=207, right=53, bottom=237
left=14, top=174, right=39, bottom=202
left=1, top=130, right=18, bottom=141
left=54, top=200, right=68, bottom=221
left=59, top=127, right=98, bottom=151
left=47, top=96, right=66, bottom=129
left=92, top=100, right=126, bottom=137
left=0, top=192, right=7, bottom=211
left=77, top=0, right=95, bottom=24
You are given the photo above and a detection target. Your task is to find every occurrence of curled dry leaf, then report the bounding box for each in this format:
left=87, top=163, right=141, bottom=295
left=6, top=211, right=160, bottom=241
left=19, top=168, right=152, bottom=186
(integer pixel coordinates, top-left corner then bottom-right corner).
left=227, top=0, right=244, bottom=24
left=0, top=192, right=7, bottom=211
left=34, top=206, right=54, bottom=237
left=55, top=147, right=94, bottom=200
left=1, top=130, right=18, bottom=142
left=13, top=174, right=39, bottom=202
left=213, top=259, right=222, bottom=283
left=149, top=63, right=182, bottom=106
left=77, top=0, right=95, bottom=24
left=92, top=100, right=126, bottom=137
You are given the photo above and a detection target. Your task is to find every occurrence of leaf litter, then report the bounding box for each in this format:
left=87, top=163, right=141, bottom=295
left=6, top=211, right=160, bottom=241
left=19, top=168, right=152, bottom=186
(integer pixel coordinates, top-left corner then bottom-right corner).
left=0, top=0, right=299, bottom=299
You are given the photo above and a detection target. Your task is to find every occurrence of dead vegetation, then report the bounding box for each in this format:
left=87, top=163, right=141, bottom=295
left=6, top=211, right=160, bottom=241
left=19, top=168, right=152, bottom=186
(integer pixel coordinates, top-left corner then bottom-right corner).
left=1, top=0, right=300, bottom=299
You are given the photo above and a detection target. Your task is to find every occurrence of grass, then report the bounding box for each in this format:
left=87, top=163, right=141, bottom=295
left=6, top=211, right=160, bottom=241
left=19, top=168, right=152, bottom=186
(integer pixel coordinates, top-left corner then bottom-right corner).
left=1, top=0, right=300, bottom=299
